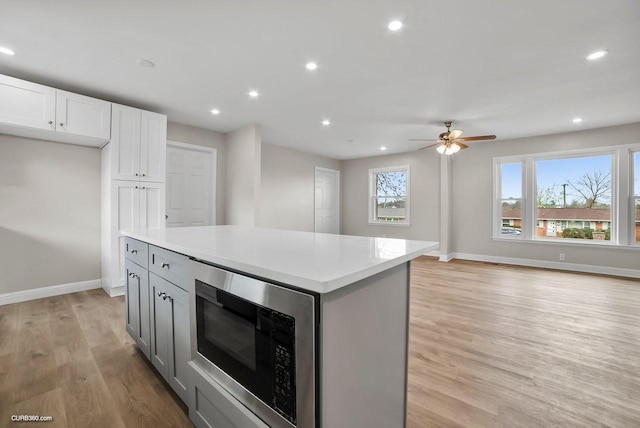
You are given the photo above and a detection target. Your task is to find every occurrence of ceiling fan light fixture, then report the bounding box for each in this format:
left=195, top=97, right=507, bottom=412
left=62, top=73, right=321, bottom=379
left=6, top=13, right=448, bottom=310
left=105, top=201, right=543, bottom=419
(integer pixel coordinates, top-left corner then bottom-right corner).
left=451, top=143, right=461, bottom=153
left=436, top=144, right=446, bottom=154
left=444, top=146, right=455, bottom=155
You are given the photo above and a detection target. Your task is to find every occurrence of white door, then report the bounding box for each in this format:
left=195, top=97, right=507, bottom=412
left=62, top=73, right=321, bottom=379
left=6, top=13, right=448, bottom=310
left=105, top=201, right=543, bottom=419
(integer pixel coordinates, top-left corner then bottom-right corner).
left=55, top=89, right=111, bottom=139
left=166, top=142, right=216, bottom=227
left=315, top=167, right=340, bottom=234
left=546, top=220, right=557, bottom=237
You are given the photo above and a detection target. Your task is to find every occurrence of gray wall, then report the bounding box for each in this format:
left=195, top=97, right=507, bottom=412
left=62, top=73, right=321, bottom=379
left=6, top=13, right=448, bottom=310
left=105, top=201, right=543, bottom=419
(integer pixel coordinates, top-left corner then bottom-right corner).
left=341, top=150, right=440, bottom=241
left=167, top=121, right=227, bottom=224
left=452, top=122, right=640, bottom=270
left=0, top=135, right=101, bottom=293
left=259, top=143, right=341, bottom=232
left=225, top=124, right=262, bottom=226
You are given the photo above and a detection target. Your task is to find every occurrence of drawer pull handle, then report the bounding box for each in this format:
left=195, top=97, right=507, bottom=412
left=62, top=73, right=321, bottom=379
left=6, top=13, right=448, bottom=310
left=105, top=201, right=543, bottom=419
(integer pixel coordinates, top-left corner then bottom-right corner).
left=161, top=262, right=170, bottom=269
left=158, top=291, right=165, bottom=298
left=130, top=249, right=138, bottom=254
left=129, top=273, right=138, bottom=279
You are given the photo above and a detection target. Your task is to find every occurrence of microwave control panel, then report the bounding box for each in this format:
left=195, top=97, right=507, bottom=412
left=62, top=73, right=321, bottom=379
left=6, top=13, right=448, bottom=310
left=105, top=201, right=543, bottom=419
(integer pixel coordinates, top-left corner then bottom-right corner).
left=272, top=312, right=296, bottom=423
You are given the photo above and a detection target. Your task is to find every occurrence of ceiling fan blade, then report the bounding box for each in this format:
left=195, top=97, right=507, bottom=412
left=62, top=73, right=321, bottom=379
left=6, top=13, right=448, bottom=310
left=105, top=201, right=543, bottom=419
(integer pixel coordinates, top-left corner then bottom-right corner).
left=448, top=129, right=464, bottom=140
left=409, top=138, right=439, bottom=142
left=417, top=143, right=441, bottom=150
left=456, top=142, right=469, bottom=149
left=456, top=135, right=496, bottom=142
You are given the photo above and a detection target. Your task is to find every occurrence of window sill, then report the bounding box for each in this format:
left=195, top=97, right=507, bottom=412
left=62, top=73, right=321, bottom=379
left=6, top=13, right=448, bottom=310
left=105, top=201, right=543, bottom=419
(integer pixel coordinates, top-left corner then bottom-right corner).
left=492, top=237, right=640, bottom=250
left=368, top=222, right=411, bottom=228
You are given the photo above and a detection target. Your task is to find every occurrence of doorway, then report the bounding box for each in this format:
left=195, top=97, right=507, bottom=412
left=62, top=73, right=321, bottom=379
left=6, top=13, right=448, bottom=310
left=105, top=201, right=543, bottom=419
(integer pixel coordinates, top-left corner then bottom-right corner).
left=166, top=141, right=217, bottom=227
left=314, top=167, right=340, bottom=234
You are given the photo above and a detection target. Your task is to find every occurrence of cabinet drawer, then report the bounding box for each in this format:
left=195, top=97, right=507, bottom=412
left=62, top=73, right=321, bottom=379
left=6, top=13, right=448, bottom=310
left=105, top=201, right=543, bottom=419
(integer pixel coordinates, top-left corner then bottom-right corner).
left=124, top=237, right=148, bottom=268
left=149, top=245, right=188, bottom=290
left=187, top=362, right=269, bottom=428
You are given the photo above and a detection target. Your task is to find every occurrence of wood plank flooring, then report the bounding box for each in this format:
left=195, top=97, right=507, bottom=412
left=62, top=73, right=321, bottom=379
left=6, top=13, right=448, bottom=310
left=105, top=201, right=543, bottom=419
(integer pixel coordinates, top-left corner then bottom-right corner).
left=1, top=258, right=639, bottom=427
left=0, top=289, right=192, bottom=428
left=407, top=257, right=640, bottom=428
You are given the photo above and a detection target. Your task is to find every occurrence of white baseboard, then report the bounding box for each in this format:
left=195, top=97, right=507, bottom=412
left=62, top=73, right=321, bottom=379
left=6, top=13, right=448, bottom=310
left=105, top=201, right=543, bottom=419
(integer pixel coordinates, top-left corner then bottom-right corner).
left=0, top=279, right=102, bottom=306
left=452, top=252, right=640, bottom=279
left=109, top=286, right=125, bottom=297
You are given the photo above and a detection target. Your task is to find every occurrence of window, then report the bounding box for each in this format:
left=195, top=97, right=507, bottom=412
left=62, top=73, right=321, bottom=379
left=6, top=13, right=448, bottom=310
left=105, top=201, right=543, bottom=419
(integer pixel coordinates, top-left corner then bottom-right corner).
left=536, top=154, right=612, bottom=241
left=494, top=146, right=638, bottom=246
left=369, top=166, right=410, bottom=225
left=498, top=162, right=523, bottom=237
left=635, top=152, right=640, bottom=244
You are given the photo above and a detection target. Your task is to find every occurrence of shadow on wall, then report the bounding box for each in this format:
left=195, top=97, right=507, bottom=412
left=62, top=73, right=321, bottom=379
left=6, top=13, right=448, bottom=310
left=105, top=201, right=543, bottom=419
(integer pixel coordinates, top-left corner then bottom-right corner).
left=0, top=226, right=89, bottom=294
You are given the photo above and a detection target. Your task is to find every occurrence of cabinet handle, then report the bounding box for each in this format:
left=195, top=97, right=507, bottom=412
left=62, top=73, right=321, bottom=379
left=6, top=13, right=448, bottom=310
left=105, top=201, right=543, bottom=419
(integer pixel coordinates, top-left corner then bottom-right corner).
left=161, top=262, right=169, bottom=269
left=158, top=291, right=166, bottom=299
left=135, top=173, right=139, bottom=177
left=48, top=120, right=53, bottom=125
left=163, top=294, right=172, bottom=302
left=141, top=186, right=146, bottom=190
left=130, top=249, right=138, bottom=254
left=59, top=123, right=64, bottom=127
left=135, top=186, right=139, bottom=189
left=142, top=173, right=146, bottom=177
left=129, top=273, right=138, bottom=279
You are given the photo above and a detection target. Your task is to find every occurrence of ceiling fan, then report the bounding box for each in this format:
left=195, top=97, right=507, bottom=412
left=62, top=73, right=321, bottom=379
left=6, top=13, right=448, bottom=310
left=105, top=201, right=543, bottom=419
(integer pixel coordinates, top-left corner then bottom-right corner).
left=410, top=121, right=496, bottom=155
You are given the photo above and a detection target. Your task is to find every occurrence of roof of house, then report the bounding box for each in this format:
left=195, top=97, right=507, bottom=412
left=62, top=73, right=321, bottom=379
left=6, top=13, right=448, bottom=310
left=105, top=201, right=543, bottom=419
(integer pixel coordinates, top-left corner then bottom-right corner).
left=503, top=208, right=640, bottom=221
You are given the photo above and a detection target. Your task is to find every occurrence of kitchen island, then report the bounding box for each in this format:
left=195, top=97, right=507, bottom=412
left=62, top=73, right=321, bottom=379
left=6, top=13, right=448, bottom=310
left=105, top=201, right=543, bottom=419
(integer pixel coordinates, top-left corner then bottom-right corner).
left=122, top=226, right=438, bottom=428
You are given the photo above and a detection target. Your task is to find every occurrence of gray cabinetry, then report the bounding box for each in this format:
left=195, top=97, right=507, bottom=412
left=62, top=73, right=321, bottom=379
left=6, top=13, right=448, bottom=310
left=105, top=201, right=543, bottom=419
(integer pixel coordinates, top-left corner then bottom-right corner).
left=149, top=249, right=190, bottom=404
left=124, top=242, right=150, bottom=359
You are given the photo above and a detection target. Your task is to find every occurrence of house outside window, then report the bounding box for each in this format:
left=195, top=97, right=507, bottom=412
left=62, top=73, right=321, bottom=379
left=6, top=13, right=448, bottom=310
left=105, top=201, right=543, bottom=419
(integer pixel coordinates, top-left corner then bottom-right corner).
left=368, top=166, right=410, bottom=225
left=494, top=146, right=639, bottom=246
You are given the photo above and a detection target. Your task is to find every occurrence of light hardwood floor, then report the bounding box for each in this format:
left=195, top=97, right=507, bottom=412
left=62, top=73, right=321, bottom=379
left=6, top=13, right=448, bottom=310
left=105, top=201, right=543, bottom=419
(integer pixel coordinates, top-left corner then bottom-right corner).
left=1, top=258, right=639, bottom=427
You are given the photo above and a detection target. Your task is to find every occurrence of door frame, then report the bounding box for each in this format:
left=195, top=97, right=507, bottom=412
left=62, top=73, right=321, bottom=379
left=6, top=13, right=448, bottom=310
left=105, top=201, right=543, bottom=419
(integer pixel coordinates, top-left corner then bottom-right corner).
left=166, top=140, right=217, bottom=226
left=314, top=166, right=341, bottom=233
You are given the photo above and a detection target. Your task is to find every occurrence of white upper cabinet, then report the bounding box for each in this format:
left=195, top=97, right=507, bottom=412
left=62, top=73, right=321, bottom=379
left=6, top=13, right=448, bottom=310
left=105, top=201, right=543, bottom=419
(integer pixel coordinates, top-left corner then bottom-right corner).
left=0, top=74, right=111, bottom=146
left=140, top=110, right=167, bottom=183
left=0, top=74, right=56, bottom=130
left=56, top=90, right=111, bottom=140
left=111, top=104, right=166, bottom=183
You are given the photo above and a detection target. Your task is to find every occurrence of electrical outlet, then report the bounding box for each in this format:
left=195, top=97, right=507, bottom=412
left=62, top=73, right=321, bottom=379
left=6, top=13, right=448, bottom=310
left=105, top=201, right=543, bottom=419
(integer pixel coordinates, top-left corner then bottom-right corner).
left=559, top=253, right=565, bottom=261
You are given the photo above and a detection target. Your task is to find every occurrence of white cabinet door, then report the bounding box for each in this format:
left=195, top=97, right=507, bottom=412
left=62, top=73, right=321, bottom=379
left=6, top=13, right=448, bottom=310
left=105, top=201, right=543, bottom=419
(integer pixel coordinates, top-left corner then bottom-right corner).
left=113, top=181, right=141, bottom=286
left=55, top=90, right=111, bottom=139
left=140, top=182, right=166, bottom=229
left=124, top=259, right=140, bottom=341
left=111, top=104, right=142, bottom=181
left=0, top=74, right=56, bottom=130
left=140, top=110, right=167, bottom=183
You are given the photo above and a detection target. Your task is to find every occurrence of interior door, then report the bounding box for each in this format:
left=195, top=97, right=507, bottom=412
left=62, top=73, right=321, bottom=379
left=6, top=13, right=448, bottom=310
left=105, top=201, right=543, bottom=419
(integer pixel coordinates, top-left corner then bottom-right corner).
left=315, top=167, right=340, bottom=234
left=166, top=143, right=214, bottom=227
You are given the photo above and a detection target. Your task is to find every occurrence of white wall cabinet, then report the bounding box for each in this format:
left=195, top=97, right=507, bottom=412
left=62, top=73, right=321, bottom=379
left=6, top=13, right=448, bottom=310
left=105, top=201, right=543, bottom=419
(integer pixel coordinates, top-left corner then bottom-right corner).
left=0, top=74, right=111, bottom=145
left=110, top=104, right=166, bottom=182
left=149, top=272, right=190, bottom=404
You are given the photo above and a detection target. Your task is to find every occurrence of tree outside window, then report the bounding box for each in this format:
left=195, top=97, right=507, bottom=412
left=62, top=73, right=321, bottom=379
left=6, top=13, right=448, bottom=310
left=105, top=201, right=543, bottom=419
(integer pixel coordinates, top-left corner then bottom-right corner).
left=369, top=166, right=410, bottom=224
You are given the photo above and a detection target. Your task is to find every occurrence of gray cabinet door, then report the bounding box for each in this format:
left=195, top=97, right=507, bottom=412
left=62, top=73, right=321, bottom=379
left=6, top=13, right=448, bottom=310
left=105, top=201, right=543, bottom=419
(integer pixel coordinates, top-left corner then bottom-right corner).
left=125, top=259, right=150, bottom=359
left=149, top=272, right=170, bottom=380
left=124, top=259, right=139, bottom=342
left=167, top=281, right=190, bottom=403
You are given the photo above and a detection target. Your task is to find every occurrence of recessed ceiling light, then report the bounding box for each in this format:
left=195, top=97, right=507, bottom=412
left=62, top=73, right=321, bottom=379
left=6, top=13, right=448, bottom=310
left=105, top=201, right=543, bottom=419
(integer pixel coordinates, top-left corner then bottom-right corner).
left=586, top=50, right=608, bottom=61
left=305, top=62, right=318, bottom=70
left=136, top=58, right=155, bottom=68
left=322, top=119, right=331, bottom=126
left=380, top=146, right=387, bottom=151
left=388, top=20, right=403, bottom=31
left=572, top=117, right=583, bottom=123
left=249, top=90, right=259, bottom=98
left=210, top=109, right=220, bottom=115
left=0, top=46, right=16, bottom=56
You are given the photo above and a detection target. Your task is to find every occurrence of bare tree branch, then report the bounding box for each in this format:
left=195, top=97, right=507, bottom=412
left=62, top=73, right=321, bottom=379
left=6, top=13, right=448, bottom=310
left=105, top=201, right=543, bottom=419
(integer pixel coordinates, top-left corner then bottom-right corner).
left=567, top=171, right=611, bottom=208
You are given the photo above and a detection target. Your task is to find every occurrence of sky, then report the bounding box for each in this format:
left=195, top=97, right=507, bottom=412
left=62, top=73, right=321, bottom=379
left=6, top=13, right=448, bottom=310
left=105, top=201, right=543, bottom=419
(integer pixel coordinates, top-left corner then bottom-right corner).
left=501, top=154, right=619, bottom=204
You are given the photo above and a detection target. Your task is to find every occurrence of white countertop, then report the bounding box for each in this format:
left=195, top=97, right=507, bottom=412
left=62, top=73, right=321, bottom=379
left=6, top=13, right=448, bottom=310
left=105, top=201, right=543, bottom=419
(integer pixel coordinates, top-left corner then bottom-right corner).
left=122, top=226, right=438, bottom=294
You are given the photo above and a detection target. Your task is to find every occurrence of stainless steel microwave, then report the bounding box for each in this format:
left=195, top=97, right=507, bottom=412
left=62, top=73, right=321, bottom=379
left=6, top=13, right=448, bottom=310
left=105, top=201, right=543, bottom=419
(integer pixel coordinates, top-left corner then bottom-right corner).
left=188, top=260, right=317, bottom=428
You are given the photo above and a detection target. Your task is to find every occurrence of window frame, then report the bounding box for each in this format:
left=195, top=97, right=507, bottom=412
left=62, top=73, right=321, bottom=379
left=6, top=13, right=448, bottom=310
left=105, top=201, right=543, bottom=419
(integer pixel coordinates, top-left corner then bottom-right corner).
left=368, top=165, right=411, bottom=227
left=633, top=150, right=640, bottom=246
left=493, top=144, right=640, bottom=248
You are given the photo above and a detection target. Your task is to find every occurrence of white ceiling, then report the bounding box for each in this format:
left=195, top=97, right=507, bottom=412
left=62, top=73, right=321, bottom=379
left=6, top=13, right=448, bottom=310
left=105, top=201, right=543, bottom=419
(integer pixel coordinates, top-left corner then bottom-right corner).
left=1, top=0, right=638, bottom=159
